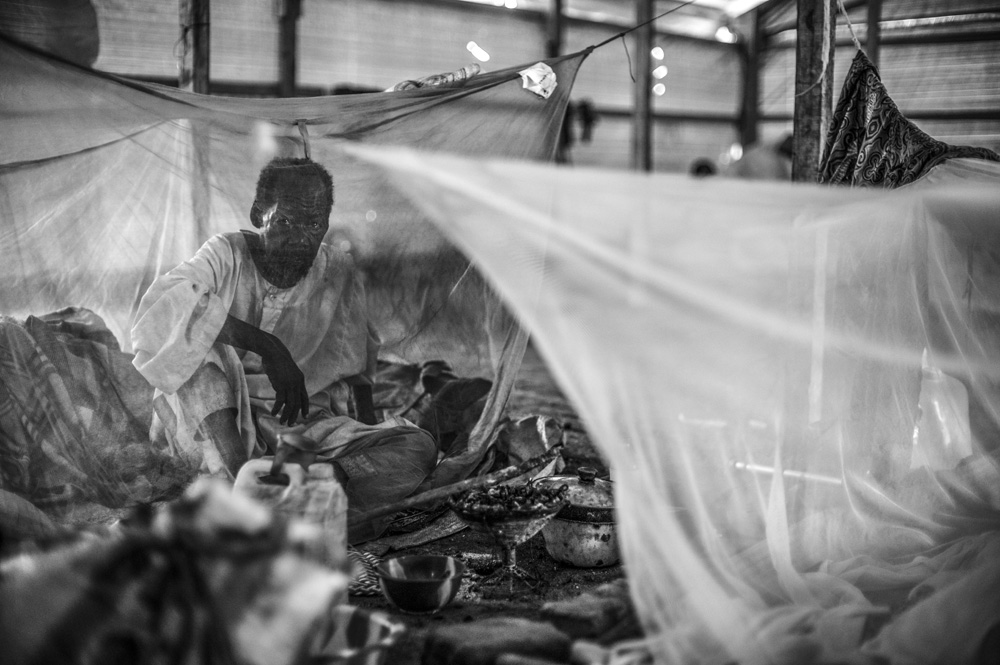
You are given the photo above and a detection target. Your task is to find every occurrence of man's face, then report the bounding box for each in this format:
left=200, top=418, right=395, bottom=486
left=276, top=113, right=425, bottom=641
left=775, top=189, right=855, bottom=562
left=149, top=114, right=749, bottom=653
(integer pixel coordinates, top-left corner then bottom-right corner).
left=259, top=173, right=330, bottom=273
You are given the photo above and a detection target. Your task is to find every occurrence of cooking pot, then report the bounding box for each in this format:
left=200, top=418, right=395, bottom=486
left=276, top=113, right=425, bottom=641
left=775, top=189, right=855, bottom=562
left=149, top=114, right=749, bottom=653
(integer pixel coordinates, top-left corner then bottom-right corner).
left=532, top=467, right=618, bottom=568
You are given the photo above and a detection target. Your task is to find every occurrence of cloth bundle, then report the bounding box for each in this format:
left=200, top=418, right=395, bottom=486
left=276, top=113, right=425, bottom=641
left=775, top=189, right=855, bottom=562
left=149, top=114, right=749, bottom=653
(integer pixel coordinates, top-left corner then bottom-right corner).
left=0, top=308, right=192, bottom=540
left=0, top=479, right=349, bottom=665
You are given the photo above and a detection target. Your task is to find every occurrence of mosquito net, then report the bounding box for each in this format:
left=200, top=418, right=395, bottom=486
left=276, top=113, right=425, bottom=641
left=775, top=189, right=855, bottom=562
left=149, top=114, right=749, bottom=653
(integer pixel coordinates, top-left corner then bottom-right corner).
left=348, top=145, right=1000, bottom=662
left=0, top=33, right=586, bottom=537
left=5, top=20, right=1000, bottom=665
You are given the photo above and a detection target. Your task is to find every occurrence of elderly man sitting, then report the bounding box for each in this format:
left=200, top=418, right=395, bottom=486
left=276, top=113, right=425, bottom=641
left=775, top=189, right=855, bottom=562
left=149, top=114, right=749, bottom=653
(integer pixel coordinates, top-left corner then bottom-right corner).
left=131, top=157, right=437, bottom=542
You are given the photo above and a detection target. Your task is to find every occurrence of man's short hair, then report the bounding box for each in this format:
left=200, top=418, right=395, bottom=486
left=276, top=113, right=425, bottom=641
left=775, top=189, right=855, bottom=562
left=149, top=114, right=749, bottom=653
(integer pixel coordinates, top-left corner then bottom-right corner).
left=250, top=157, right=334, bottom=228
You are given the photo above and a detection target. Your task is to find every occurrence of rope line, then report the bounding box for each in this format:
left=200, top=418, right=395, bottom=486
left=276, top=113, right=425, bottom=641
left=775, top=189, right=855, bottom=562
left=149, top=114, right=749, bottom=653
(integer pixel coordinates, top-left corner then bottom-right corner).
left=837, top=0, right=864, bottom=52
left=591, top=0, right=701, bottom=51
left=621, top=36, right=636, bottom=83
left=297, top=120, right=311, bottom=159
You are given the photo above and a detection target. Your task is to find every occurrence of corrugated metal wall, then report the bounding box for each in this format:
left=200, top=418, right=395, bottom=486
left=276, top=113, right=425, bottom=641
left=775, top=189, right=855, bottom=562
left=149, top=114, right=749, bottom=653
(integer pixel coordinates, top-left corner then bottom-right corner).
left=87, top=0, right=998, bottom=170
left=92, top=1, right=179, bottom=77
left=298, top=1, right=548, bottom=89
left=561, top=19, right=741, bottom=171
left=760, top=0, right=1000, bottom=153
left=88, top=0, right=744, bottom=173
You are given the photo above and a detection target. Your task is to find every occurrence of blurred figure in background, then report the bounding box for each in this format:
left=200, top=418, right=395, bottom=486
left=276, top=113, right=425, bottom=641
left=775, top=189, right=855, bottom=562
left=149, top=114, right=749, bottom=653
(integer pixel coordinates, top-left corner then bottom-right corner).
left=689, top=158, right=718, bottom=178
left=730, top=133, right=793, bottom=181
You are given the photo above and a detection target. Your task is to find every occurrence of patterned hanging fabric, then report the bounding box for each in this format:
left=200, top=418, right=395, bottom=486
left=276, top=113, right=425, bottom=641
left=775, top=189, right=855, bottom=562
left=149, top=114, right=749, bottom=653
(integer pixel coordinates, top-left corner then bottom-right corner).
left=820, top=50, right=999, bottom=187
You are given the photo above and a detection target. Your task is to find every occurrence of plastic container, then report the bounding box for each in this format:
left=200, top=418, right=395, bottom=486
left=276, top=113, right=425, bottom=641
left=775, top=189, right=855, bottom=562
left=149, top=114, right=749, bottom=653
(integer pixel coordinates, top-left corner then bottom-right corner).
left=911, top=360, right=973, bottom=471
left=234, top=444, right=348, bottom=570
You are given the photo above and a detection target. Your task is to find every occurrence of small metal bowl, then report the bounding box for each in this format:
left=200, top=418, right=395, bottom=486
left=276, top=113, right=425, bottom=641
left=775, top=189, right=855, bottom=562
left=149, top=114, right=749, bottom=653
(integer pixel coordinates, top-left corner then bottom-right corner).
left=376, top=554, right=466, bottom=615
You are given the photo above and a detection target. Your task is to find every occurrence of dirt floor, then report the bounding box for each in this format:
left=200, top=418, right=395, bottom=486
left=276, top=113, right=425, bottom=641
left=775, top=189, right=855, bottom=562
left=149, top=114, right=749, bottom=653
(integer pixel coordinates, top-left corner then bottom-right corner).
left=351, top=342, right=627, bottom=664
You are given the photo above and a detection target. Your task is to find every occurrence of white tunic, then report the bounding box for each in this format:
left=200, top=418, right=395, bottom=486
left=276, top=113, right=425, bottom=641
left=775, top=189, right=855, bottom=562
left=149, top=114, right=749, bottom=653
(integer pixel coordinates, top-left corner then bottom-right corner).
left=131, top=232, right=397, bottom=465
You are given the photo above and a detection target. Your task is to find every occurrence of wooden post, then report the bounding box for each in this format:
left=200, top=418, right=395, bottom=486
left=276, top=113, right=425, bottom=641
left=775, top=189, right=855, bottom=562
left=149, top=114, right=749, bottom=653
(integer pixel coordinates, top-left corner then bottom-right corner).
left=178, top=0, right=211, bottom=245
left=739, top=8, right=763, bottom=148
left=132, top=0, right=213, bottom=326
left=632, top=0, right=653, bottom=172
left=866, top=0, right=882, bottom=70
left=279, top=0, right=302, bottom=98
left=179, top=0, right=210, bottom=93
left=546, top=0, right=564, bottom=58
left=792, top=0, right=837, bottom=183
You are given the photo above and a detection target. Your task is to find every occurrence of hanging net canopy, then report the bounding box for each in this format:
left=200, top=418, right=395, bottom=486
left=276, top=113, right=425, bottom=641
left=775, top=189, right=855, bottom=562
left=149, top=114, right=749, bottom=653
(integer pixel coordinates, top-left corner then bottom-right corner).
left=346, top=142, right=1000, bottom=662
left=0, top=32, right=587, bottom=539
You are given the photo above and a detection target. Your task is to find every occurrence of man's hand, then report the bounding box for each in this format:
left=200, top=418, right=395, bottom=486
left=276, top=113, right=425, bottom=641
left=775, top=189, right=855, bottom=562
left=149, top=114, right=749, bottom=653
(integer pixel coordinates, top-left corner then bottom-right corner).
left=262, top=341, right=309, bottom=425
left=217, top=314, right=309, bottom=426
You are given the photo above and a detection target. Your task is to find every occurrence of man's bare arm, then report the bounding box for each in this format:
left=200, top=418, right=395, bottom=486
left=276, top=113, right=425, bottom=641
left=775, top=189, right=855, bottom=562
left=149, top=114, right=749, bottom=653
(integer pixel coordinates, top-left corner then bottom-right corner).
left=216, top=314, right=309, bottom=425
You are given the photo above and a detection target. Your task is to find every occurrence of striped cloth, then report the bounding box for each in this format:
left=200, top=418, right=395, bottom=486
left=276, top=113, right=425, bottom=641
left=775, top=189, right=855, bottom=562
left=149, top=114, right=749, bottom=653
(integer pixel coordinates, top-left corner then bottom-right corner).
left=0, top=309, right=192, bottom=541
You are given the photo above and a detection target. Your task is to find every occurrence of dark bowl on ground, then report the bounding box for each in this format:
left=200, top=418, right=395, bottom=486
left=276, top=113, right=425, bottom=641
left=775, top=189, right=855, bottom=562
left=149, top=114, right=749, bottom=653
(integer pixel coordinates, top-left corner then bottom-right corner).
left=376, top=554, right=466, bottom=614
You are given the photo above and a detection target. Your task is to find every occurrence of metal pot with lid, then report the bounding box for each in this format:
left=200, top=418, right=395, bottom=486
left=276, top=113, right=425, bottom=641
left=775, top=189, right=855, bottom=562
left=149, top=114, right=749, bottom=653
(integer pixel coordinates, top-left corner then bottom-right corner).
left=532, top=466, right=619, bottom=568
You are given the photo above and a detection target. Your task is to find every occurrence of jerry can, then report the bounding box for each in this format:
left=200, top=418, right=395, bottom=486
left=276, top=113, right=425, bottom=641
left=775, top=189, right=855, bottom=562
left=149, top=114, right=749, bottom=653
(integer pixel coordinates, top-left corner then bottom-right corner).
left=234, top=434, right=348, bottom=570
left=911, top=353, right=973, bottom=472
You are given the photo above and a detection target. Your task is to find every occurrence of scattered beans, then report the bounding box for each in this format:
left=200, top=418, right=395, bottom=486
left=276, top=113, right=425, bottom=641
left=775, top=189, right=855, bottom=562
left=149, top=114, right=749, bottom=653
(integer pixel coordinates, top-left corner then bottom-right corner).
left=450, top=483, right=569, bottom=521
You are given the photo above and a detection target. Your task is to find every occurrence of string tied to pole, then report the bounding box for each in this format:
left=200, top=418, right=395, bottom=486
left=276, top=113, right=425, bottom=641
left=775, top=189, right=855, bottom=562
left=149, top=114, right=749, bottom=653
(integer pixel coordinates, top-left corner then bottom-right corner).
left=837, top=0, right=864, bottom=52
left=586, top=0, right=698, bottom=83
left=795, top=0, right=865, bottom=98
left=296, top=120, right=311, bottom=159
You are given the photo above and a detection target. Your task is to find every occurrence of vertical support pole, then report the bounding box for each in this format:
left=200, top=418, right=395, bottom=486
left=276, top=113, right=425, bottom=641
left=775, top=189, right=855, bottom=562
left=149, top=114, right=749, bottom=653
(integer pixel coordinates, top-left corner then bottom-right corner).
left=546, top=0, right=564, bottom=59
left=784, top=0, right=837, bottom=522
left=632, top=0, right=653, bottom=172
left=866, top=0, right=882, bottom=70
left=134, top=0, right=212, bottom=327
left=792, top=0, right=837, bottom=183
left=739, top=8, right=763, bottom=148
left=278, top=0, right=302, bottom=98
left=549, top=0, right=570, bottom=163
left=179, top=0, right=210, bottom=93
left=178, top=0, right=212, bottom=245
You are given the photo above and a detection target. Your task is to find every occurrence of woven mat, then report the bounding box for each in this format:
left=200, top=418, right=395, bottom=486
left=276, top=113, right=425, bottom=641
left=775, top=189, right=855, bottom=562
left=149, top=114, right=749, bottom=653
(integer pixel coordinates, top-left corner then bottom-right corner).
left=347, top=548, right=383, bottom=597
left=365, top=512, right=468, bottom=556
left=347, top=511, right=470, bottom=596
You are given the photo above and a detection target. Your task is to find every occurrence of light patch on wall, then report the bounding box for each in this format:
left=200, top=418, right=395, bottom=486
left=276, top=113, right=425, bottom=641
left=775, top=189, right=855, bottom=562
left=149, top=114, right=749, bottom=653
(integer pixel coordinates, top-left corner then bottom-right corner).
left=652, top=83, right=666, bottom=96
left=715, top=26, right=737, bottom=43
left=653, top=65, right=668, bottom=79
left=365, top=210, right=377, bottom=223
left=467, top=41, right=491, bottom=62
left=253, top=120, right=278, bottom=163
left=651, top=46, right=664, bottom=60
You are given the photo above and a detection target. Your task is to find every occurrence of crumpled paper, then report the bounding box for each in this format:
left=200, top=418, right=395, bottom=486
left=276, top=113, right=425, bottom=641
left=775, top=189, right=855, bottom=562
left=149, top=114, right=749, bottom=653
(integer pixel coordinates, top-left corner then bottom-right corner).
left=518, top=62, right=557, bottom=99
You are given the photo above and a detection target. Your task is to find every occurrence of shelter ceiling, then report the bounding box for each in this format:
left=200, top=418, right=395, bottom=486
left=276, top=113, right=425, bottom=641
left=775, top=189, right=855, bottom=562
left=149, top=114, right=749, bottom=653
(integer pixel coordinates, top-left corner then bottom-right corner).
left=459, top=0, right=772, bottom=41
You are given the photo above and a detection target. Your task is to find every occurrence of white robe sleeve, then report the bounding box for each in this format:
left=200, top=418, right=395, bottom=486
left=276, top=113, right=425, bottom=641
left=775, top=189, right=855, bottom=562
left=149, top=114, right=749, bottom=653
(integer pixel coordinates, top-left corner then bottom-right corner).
left=130, top=235, right=234, bottom=394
